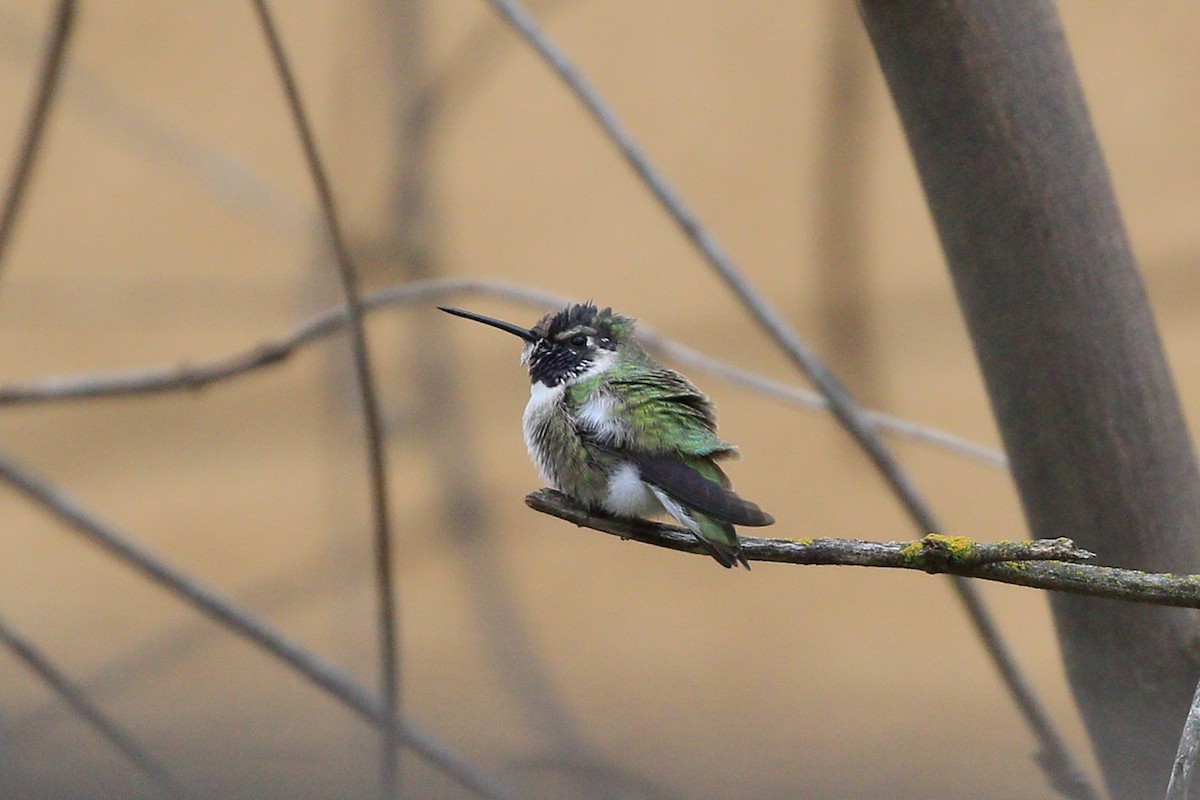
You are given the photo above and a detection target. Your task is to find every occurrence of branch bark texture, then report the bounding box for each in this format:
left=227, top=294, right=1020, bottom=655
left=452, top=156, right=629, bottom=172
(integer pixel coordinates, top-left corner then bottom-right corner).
left=857, top=2, right=1200, bottom=797
left=528, top=489, right=1200, bottom=610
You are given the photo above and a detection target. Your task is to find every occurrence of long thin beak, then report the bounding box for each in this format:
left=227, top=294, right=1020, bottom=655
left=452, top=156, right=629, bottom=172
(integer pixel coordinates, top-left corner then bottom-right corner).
left=438, top=306, right=539, bottom=343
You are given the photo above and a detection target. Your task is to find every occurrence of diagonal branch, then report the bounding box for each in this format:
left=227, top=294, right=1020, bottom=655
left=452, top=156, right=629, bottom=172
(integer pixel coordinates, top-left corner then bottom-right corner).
left=1167, top=677, right=1200, bottom=800
left=0, top=1, right=570, bottom=246
left=479, top=0, right=938, bottom=533
left=528, top=489, right=1200, bottom=608
left=0, top=0, right=75, bottom=274
left=249, top=3, right=401, bottom=796
left=0, top=614, right=195, bottom=800
left=0, top=448, right=517, bottom=800
left=475, top=2, right=1089, bottom=796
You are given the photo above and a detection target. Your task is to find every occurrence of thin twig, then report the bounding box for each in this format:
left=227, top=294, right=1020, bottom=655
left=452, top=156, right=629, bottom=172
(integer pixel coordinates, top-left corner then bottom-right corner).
left=0, top=614, right=195, bottom=800
left=1168, top=677, right=1200, bottom=800
left=528, top=488, right=1200, bottom=607
left=476, top=4, right=1092, bottom=797
left=0, top=0, right=568, bottom=246
left=0, top=5, right=305, bottom=239
left=0, top=277, right=1007, bottom=469
left=0, top=0, right=75, bottom=272
left=4, top=537, right=363, bottom=745
left=249, top=3, right=401, bottom=796
left=416, top=0, right=574, bottom=130
left=0, top=448, right=518, bottom=800
left=478, top=0, right=933, bottom=521
left=644, top=333, right=1007, bottom=468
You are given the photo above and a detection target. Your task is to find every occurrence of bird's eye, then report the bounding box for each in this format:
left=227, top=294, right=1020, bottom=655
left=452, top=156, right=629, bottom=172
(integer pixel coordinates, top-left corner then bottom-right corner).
left=570, top=334, right=588, bottom=347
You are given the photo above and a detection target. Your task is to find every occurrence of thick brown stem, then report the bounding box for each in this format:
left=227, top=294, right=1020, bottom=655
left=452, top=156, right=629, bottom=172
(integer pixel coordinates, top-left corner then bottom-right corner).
left=857, top=2, right=1200, bottom=797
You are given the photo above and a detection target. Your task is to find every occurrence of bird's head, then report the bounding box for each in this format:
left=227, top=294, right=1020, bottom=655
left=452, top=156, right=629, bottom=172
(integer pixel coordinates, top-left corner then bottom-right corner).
left=439, top=302, right=637, bottom=387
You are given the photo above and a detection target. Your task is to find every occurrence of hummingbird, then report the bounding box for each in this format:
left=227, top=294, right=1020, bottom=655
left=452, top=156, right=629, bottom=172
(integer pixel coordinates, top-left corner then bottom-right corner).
left=439, top=302, right=774, bottom=568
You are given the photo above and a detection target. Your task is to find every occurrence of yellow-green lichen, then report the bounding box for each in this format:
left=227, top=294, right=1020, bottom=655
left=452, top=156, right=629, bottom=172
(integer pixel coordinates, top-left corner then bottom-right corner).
left=898, top=541, right=924, bottom=563
left=924, top=533, right=975, bottom=553
left=901, top=533, right=977, bottom=567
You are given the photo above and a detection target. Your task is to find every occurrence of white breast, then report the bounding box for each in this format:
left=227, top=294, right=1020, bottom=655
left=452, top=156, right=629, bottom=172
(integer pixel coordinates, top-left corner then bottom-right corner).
left=525, top=380, right=565, bottom=417
left=523, top=381, right=565, bottom=484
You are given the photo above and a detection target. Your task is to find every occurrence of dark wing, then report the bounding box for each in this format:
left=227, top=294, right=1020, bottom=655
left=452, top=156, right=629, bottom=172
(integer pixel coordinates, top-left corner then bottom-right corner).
left=631, top=451, right=775, bottom=527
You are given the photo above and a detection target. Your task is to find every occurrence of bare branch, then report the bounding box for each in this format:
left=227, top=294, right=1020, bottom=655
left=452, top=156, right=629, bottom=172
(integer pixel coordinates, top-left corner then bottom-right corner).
left=479, top=0, right=937, bottom=530
left=528, top=489, right=1200, bottom=608
left=0, top=0, right=75, bottom=273
left=0, top=615, right=195, bottom=800
left=645, top=334, right=1008, bottom=469
left=456, top=2, right=1090, bottom=793
left=0, top=277, right=1006, bottom=469
left=0, top=4, right=307, bottom=239
left=1167, top=678, right=1200, bottom=800
left=0, top=1, right=571, bottom=245
left=858, top=3, right=1200, bottom=797
left=249, top=3, right=401, bottom=795
left=530, top=487, right=1090, bottom=566
left=4, top=537, right=363, bottom=745
left=416, top=0, right=575, bottom=135
left=0, top=449, right=518, bottom=800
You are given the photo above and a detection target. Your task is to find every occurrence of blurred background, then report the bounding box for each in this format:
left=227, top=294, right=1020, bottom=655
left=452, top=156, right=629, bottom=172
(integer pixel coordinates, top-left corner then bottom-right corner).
left=0, top=1, right=1196, bottom=798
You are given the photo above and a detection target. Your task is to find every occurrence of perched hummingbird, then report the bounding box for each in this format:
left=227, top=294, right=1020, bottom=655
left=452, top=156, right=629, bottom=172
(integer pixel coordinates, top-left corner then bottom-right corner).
left=439, top=302, right=774, bottom=568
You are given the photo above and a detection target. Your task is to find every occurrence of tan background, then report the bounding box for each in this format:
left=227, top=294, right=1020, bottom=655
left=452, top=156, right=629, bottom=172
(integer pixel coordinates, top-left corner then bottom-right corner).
left=0, top=2, right=1197, bottom=798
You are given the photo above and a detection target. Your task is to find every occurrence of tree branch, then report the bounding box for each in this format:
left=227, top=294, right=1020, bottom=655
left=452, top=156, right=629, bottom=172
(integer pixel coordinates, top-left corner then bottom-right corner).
left=0, top=614, right=195, bottom=800
left=474, top=3, right=1086, bottom=795
left=0, top=0, right=75, bottom=275
left=1168, top=676, right=1200, bottom=800
left=858, top=2, right=1200, bottom=797
left=249, top=3, right=401, bottom=795
left=0, top=278, right=1006, bottom=469
left=528, top=489, right=1200, bottom=609
left=0, top=448, right=517, bottom=800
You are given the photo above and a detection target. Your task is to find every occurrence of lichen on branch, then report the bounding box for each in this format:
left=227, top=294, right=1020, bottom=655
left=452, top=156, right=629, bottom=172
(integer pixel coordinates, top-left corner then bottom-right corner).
left=526, top=488, right=1200, bottom=609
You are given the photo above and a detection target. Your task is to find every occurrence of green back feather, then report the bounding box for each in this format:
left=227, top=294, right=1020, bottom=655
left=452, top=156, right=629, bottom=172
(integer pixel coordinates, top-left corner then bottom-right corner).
left=569, top=362, right=737, bottom=458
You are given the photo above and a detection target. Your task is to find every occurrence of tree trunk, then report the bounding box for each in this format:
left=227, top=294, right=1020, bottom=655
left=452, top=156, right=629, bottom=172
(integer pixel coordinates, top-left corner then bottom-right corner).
left=856, top=2, right=1200, bottom=797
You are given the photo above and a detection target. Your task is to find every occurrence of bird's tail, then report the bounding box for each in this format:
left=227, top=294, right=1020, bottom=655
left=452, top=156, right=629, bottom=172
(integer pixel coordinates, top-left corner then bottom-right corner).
left=694, top=512, right=749, bottom=570
left=648, top=484, right=748, bottom=569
